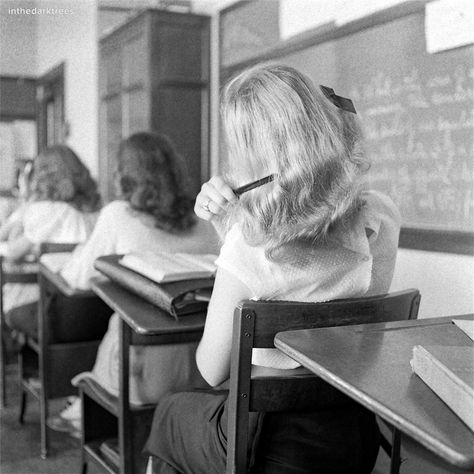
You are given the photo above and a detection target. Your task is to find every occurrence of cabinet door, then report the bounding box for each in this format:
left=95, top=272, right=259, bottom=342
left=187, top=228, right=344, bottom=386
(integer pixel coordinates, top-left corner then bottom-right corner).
left=122, top=88, right=148, bottom=136
left=153, top=87, right=205, bottom=198
left=155, top=23, right=206, bottom=82
left=122, top=34, right=147, bottom=89
left=103, top=49, right=121, bottom=96
left=100, top=96, right=121, bottom=201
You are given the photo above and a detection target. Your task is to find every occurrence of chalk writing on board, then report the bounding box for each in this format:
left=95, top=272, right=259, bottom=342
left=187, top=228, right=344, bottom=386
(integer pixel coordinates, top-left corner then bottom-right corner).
left=351, top=64, right=473, bottom=232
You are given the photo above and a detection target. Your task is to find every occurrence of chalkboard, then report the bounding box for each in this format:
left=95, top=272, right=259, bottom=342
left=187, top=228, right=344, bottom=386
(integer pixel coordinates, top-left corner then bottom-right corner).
left=220, top=0, right=280, bottom=68
left=220, top=3, right=474, bottom=253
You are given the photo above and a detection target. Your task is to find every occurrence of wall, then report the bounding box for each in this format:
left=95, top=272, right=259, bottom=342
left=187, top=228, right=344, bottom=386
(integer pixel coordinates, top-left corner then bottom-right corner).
left=0, top=0, right=38, bottom=76
left=35, top=0, right=98, bottom=176
left=391, top=249, right=473, bottom=319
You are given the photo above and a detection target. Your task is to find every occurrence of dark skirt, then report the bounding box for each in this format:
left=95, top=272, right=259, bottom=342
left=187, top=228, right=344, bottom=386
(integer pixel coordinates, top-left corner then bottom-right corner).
left=145, top=389, right=380, bottom=474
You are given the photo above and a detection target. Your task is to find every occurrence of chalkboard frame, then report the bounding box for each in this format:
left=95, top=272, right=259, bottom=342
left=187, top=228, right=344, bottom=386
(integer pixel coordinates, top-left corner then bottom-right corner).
left=219, top=0, right=473, bottom=256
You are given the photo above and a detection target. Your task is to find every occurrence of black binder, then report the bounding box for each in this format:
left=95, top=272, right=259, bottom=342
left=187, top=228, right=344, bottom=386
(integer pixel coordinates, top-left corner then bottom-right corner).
left=94, top=255, right=214, bottom=319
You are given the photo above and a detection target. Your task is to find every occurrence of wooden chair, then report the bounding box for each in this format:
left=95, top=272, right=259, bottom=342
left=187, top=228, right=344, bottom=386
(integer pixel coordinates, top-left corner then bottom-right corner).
left=17, top=243, right=113, bottom=458
left=226, top=289, right=421, bottom=474
left=0, top=255, right=37, bottom=407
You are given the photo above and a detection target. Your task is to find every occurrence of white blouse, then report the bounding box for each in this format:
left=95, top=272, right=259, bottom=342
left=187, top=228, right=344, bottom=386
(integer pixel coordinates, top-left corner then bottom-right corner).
left=23, top=201, right=97, bottom=245
left=3, top=201, right=97, bottom=313
left=215, top=190, right=401, bottom=369
left=60, top=200, right=220, bottom=290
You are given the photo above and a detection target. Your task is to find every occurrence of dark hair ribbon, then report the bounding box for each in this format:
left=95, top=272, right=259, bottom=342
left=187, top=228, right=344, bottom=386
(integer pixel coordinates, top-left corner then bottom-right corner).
left=320, top=85, right=357, bottom=114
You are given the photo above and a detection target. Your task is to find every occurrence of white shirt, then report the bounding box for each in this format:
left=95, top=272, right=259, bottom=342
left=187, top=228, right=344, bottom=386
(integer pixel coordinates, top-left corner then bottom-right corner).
left=23, top=201, right=97, bottom=245
left=215, top=190, right=401, bottom=369
left=2, top=201, right=97, bottom=313
left=60, top=200, right=220, bottom=290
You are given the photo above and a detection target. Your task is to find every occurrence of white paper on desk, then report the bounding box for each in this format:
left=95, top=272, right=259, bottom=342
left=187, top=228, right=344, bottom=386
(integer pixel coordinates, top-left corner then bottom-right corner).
left=453, top=319, right=474, bottom=341
left=425, top=0, right=474, bottom=54
left=40, top=252, right=73, bottom=273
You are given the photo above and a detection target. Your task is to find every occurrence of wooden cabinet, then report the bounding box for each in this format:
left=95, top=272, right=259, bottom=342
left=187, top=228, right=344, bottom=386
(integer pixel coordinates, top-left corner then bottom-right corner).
left=99, top=10, right=210, bottom=202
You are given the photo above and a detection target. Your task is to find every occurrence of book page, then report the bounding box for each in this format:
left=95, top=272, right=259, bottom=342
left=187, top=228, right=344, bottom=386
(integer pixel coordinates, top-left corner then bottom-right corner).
left=175, top=253, right=218, bottom=273
left=120, top=251, right=216, bottom=283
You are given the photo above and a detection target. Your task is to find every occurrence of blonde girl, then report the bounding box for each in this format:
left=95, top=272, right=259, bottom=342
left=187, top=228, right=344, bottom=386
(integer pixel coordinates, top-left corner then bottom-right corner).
left=145, top=65, right=401, bottom=474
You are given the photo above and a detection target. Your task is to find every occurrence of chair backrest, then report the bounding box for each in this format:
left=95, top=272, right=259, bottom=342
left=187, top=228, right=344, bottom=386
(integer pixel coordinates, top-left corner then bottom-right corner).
left=226, top=289, right=421, bottom=474
left=39, top=242, right=77, bottom=255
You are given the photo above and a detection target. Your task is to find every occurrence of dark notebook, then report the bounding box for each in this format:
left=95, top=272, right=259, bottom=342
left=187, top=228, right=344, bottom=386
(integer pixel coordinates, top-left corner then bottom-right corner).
left=94, top=255, right=214, bottom=319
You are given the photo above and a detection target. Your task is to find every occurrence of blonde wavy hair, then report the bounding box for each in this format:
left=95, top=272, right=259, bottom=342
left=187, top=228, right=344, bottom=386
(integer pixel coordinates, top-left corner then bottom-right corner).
left=221, top=64, right=369, bottom=258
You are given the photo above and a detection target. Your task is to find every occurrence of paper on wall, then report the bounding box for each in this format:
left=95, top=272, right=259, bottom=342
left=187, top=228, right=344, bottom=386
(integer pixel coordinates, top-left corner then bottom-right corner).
left=425, top=0, right=474, bottom=54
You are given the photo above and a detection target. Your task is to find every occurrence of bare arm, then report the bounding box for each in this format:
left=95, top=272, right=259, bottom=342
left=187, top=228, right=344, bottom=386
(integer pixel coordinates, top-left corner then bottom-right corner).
left=196, top=266, right=252, bottom=387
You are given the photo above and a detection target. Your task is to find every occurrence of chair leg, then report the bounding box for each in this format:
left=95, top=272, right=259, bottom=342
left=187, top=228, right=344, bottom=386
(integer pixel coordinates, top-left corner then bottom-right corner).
left=0, top=332, right=6, bottom=408
left=18, top=389, right=27, bottom=424
left=18, top=347, right=28, bottom=424
left=380, top=432, right=392, bottom=457
left=40, top=389, right=49, bottom=458
left=389, top=427, right=402, bottom=474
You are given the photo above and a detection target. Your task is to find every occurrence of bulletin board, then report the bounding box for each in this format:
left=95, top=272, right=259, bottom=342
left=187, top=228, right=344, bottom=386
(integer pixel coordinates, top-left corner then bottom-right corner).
left=220, top=1, right=474, bottom=254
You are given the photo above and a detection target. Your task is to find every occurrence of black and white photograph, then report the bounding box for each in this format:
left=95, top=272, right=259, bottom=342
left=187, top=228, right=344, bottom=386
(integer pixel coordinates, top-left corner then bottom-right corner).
left=0, top=0, right=473, bottom=473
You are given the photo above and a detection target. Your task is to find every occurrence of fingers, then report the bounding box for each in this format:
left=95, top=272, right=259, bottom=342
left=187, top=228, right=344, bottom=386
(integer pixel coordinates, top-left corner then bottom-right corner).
left=194, top=176, right=238, bottom=221
left=194, top=194, right=214, bottom=221
left=209, top=176, right=238, bottom=204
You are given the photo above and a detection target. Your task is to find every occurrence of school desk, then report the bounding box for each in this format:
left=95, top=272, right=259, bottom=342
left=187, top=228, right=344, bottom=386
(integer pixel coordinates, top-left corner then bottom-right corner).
left=80, top=278, right=207, bottom=474
left=20, top=261, right=110, bottom=458
left=274, top=315, right=474, bottom=473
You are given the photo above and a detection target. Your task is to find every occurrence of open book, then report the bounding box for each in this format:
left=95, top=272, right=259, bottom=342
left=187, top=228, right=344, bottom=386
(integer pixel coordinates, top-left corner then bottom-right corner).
left=119, top=251, right=218, bottom=284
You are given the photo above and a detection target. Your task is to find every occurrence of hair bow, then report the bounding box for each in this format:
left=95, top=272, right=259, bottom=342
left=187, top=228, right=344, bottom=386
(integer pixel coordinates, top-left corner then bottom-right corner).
left=320, top=85, right=357, bottom=114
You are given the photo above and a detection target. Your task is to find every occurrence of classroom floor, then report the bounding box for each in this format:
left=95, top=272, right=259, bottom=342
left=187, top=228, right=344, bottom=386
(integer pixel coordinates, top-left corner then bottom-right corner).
left=0, top=362, right=465, bottom=474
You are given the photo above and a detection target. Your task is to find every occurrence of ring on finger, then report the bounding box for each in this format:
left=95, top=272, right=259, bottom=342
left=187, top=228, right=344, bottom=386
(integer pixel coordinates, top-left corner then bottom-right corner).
left=203, top=199, right=211, bottom=212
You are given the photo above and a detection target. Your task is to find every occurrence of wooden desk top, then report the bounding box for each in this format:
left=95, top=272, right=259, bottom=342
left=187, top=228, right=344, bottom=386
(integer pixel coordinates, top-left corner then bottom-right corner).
left=91, top=278, right=206, bottom=337
left=39, top=262, right=94, bottom=298
left=275, top=315, right=474, bottom=471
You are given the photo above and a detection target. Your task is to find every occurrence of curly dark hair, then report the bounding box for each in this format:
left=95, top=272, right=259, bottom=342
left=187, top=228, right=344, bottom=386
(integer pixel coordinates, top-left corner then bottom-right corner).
left=32, top=145, right=101, bottom=212
left=116, top=132, right=195, bottom=233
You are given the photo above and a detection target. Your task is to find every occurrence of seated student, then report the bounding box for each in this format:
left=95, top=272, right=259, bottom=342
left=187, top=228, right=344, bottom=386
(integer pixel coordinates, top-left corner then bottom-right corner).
left=53, top=132, right=220, bottom=431
left=0, top=160, right=34, bottom=243
left=2, top=145, right=100, bottom=337
left=144, top=65, right=401, bottom=474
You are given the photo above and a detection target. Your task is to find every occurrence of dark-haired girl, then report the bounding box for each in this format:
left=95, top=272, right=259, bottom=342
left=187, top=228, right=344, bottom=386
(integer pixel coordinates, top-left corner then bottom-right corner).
left=55, top=132, right=219, bottom=428
left=2, top=145, right=100, bottom=331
